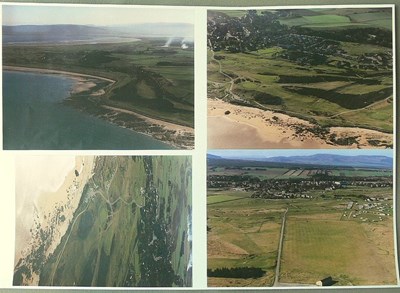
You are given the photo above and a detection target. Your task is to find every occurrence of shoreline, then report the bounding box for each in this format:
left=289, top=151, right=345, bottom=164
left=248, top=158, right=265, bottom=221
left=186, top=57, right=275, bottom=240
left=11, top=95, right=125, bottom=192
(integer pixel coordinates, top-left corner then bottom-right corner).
left=103, top=105, right=194, bottom=134
left=5, top=66, right=194, bottom=149
left=4, top=65, right=116, bottom=84
left=208, top=99, right=392, bottom=149
left=15, top=156, right=95, bottom=285
left=100, top=105, right=194, bottom=149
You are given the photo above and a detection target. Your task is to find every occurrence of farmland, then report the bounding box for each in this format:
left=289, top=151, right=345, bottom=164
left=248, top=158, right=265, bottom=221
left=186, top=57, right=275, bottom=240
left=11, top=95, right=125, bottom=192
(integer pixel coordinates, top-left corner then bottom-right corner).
left=207, top=155, right=395, bottom=287
left=207, top=8, right=393, bottom=148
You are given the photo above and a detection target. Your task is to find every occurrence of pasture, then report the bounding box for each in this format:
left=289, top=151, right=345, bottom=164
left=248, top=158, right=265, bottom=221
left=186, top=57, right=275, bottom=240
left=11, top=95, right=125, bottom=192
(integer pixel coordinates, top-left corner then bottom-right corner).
left=281, top=213, right=396, bottom=285
left=208, top=191, right=285, bottom=287
left=278, top=8, right=392, bottom=30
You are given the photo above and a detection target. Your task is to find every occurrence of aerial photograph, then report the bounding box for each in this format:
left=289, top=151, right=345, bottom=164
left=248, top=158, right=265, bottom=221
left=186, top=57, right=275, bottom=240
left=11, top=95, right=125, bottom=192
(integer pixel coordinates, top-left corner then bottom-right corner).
left=207, top=149, right=396, bottom=287
left=13, top=155, right=192, bottom=287
left=3, top=5, right=194, bottom=150
left=207, top=7, right=393, bottom=148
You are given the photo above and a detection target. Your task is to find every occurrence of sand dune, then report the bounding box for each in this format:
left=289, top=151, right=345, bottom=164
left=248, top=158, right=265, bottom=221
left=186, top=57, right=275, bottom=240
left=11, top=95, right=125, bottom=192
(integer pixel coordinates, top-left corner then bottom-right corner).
left=208, top=99, right=392, bottom=149
left=15, top=156, right=95, bottom=281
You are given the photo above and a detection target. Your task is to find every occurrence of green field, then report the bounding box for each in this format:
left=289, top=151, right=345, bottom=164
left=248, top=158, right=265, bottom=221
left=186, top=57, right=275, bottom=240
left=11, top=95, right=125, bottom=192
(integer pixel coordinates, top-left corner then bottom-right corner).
left=208, top=191, right=284, bottom=287
left=281, top=217, right=395, bottom=285
left=279, top=14, right=351, bottom=27
left=277, top=9, right=392, bottom=30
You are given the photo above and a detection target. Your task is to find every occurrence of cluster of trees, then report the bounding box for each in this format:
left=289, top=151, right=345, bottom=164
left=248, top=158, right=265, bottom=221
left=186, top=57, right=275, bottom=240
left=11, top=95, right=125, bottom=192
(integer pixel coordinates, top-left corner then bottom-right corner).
left=208, top=10, right=287, bottom=53
left=208, top=267, right=266, bottom=279
left=208, top=10, right=392, bottom=66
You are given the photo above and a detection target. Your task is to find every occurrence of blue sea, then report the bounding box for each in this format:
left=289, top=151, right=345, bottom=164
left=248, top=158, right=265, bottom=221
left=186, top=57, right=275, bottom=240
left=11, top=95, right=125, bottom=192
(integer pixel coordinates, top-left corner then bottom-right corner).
left=3, top=71, right=173, bottom=150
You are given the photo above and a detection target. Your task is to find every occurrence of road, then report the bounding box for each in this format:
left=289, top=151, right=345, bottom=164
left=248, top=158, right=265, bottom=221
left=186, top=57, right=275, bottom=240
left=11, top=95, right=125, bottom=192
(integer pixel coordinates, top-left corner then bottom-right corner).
left=273, top=207, right=288, bottom=287
left=50, top=201, right=90, bottom=285
left=49, top=179, right=144, bottom=285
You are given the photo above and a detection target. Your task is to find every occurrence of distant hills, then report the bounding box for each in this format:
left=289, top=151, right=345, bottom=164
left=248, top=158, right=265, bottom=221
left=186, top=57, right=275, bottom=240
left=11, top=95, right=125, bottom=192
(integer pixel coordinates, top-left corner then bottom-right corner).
left=3, top=25, right=109, bottom=44
left=3, top=23, right=194, bottom=44
left=207, top=153, right=393, bottom=169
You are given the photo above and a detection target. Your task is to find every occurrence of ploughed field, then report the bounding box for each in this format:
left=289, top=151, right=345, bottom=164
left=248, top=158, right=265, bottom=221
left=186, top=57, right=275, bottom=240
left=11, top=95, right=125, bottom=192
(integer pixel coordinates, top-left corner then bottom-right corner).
left=3, top=39, right=194, bottom=128
left=207, top=8, right=393, bottom=135
left=207, top=163, right=395, bottom=286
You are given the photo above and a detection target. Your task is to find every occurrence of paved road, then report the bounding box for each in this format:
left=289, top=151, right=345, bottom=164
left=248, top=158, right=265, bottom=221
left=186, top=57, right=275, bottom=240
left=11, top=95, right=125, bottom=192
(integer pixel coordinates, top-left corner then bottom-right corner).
left=273, top=207, right=288, bottom=287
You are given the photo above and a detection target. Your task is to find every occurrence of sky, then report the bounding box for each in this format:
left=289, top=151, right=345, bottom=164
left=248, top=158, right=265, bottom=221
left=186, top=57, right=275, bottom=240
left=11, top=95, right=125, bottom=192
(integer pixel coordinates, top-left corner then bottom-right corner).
left=208, top=149, right=394, bottom=159
left=3, top=4, right=195, bottom=26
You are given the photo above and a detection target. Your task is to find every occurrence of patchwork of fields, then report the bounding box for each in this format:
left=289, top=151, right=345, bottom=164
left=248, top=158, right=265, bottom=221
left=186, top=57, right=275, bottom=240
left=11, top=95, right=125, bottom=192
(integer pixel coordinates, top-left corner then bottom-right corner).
left=207, top=158, right=396, bottom=287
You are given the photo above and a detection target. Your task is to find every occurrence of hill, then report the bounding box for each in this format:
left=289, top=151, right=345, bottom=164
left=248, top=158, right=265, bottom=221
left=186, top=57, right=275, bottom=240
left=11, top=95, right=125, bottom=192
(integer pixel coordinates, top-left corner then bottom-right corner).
left=3, top=23, right=194, bottom=44
left=208, top=153, right=392, bottom=169
left=261, top=154, right=392, bottom=168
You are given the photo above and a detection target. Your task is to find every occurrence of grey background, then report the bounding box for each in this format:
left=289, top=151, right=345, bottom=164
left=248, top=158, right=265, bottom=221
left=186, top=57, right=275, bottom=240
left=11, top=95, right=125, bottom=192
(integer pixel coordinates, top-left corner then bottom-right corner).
left=2, top=0, right=399, bottom=292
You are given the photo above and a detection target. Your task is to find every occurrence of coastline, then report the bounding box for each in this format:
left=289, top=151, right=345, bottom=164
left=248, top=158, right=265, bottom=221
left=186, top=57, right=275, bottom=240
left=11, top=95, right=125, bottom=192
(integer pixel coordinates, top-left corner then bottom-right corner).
left=4, top=66, right=194, bottom=149
left=15, top=156, right=95, bottom=285
left=101, top=105, right=194, bottom=149
left=3, top=65, right=116, bottom=84
left=208, top=99, right=392, bottom=149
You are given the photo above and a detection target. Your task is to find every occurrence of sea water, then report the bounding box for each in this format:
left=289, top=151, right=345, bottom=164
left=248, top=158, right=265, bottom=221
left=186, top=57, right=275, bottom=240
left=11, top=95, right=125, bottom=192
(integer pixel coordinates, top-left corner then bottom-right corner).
left=3, top=71, right=173, bottom=150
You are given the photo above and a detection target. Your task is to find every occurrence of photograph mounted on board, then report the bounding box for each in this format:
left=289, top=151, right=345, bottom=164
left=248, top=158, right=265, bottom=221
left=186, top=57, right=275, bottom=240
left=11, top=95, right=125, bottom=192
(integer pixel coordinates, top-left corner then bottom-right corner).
left=207, top=149, right=396, bottom=287
left=207, top=7, right=393, bottom=149
left=13, top=155, right=192, bottom=286
left=3, top=4, right=194, bottom=150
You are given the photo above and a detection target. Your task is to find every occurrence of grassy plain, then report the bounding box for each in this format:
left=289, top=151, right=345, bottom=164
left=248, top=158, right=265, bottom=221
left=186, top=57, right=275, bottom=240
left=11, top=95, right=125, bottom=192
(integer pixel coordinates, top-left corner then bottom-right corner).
left=281, top=209, right=395, bottom=285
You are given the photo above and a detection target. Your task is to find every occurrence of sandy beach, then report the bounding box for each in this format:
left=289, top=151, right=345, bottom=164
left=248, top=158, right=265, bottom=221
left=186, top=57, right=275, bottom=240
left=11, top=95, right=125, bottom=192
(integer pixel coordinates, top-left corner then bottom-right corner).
left=4, top=65, right=115, bottom=95
left=208, top=99, right=330, bottom=148
left=15, top=156, right=95, bottom=285
left=208, top=99, right=392, bottom=149
left=4, top=65, right=115, bottom=83
left=103, top=105, right=194, bottom=135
